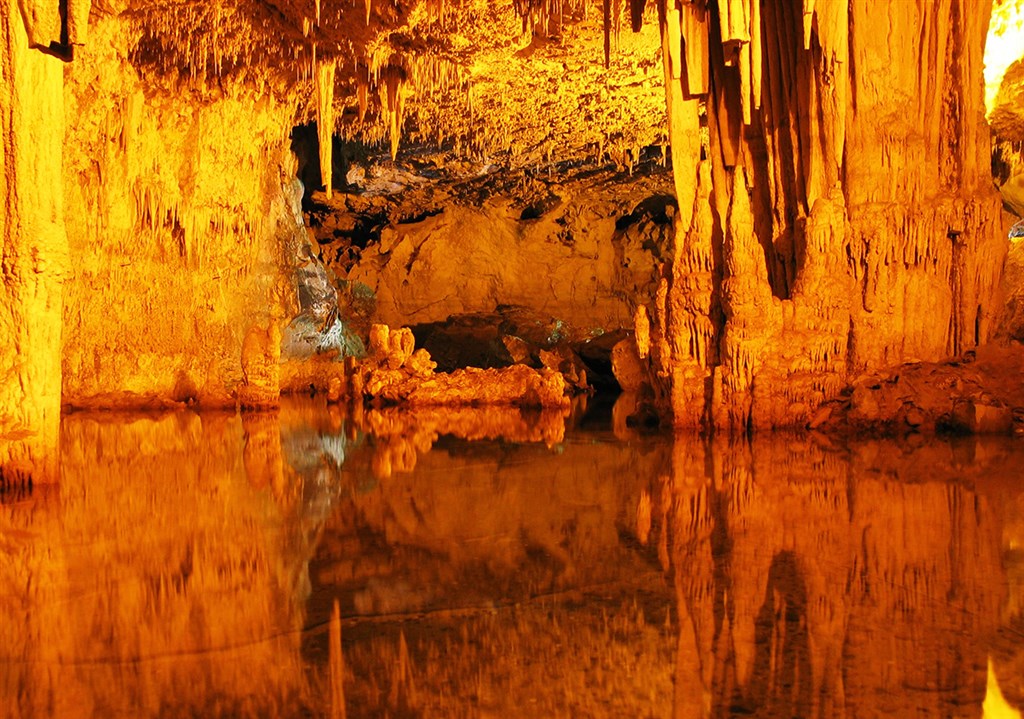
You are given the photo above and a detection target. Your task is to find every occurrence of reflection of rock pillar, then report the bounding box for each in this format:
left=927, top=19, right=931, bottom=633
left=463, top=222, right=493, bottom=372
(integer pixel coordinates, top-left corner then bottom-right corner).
left=0, top=2, right=70, bottom=483
left=673, top=594, right=710, bottom=719
left=243, top=411, right=285, bottom=498
left=666, top=439, right=716, bottom=718
left=792, top=486, right=852, bottom=719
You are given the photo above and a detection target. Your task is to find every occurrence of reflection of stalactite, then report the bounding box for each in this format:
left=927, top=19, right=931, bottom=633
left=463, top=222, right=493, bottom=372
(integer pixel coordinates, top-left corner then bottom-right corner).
left=0, top=411, right=329, bottom=718
left=654, top=436, right=1006, bottom=718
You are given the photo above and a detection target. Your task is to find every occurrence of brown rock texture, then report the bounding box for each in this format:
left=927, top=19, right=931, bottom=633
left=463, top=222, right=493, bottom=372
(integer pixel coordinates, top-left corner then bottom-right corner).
left=315, top=165, right=674, bottom=334
left=812, top=342, right=1024, bottom=435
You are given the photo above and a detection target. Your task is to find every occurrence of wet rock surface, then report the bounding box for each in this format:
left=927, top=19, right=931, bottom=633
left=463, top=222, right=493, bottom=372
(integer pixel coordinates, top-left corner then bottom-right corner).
left=814, top=342, right=1024, bottom=436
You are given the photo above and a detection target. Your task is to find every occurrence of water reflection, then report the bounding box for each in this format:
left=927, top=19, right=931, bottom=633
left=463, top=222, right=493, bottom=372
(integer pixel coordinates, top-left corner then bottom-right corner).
left=0, top=401, right=1021, bottom=718
left=0, top=410, right=324, bottom=719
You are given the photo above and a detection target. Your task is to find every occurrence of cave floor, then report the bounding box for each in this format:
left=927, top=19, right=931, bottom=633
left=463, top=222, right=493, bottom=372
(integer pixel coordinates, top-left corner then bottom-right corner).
left=1, top=399, right=1022, bottom=717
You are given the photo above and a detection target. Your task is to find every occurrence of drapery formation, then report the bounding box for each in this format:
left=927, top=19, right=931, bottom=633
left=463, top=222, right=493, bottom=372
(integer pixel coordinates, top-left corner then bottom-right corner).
left=641, top=0, right=1005, bottom=429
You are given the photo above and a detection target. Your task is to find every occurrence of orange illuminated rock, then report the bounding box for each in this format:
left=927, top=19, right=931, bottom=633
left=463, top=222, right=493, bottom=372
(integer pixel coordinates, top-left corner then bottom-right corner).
left=639, top=0, right=1008, bottom=429
left=0, top=1, right=68, bottom=482
left=359, top=323, right=571, bottom=408
left=364, top=360, right=571, bottom=409
left=2, top=0, right=1024, bottom=463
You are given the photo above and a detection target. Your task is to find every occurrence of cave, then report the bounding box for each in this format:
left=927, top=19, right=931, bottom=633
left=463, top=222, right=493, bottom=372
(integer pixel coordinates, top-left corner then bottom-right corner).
left=3, top=0, right=1024, bottom=716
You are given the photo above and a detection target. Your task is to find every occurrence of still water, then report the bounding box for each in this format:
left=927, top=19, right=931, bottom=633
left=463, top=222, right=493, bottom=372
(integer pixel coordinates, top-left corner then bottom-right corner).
left=1, top=398, right=1022, bottom=718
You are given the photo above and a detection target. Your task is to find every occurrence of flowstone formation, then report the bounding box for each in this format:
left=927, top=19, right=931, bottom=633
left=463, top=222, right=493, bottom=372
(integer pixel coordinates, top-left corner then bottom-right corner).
left=628, top=0, right=1009, bottom=430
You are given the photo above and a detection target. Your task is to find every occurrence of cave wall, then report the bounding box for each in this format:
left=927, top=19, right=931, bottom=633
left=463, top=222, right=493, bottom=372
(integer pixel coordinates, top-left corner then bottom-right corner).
left=60, top=16, right=302, bottom=410
left=338, top=172, right=674, bottom=335
left=1, top=4, right=317, bottom=479
left=646, top=0, right=1008, bottom=429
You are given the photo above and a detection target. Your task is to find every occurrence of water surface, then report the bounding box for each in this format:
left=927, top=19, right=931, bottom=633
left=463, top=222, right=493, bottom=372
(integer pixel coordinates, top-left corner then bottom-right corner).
left=1, top=399, right=1022, bottom=718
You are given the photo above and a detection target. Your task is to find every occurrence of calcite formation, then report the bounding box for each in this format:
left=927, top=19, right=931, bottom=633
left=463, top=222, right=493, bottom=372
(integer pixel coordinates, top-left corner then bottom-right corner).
left=638, top=0, right=1009, bottom=429
left=3, top=0, right=1024, bottom=481
left=359, top=323, right=572, bottom=408
left=989, top=1, right=1024, bottom=215
left=314, top=164, right=673, bottom=333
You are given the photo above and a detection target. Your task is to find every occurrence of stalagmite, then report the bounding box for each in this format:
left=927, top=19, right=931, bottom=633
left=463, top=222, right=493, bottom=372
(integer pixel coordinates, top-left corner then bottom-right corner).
left=316, top=58, right=336, bottom=198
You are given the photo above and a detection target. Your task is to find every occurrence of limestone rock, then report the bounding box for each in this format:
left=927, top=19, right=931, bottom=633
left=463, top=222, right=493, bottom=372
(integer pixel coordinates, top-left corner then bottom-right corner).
left=611, top=338, right=647, bottom=393
left=636, top=0, right=1009, bottom=430
left=816, top=343, right=1024, bottom=435
left=364, top=364, right=570, bottom=409
left=332, top=170, right=672, bottom=335
left=406, top=348, right=436, bottom=378
left=360, top=323, right=571, bottom=408
left=538, top=346, right=589, bottom=392
left=948, top=399, right=1014, bottom=435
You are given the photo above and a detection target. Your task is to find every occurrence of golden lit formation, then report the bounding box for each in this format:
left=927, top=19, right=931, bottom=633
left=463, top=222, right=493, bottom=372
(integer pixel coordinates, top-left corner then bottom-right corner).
left=2, top=0, right=1024, bottom=716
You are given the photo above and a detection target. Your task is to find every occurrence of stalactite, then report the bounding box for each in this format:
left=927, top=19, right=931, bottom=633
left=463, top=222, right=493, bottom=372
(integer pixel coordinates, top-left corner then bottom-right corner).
left=680, top=3, right=708, bottom=96
left=357, top=77, right=368, bottom=124
left=630, top=0, right=646, bottom=32
left=316, top=58, right=336, bottom=198
left=378, top=65, right=407, bottom=160
left=640, top=0, right=1004, bottom=428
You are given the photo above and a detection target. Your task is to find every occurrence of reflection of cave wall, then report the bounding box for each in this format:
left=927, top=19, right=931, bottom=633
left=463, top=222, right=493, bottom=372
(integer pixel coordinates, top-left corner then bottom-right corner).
left=0, top=413, right=316, bottom=719
left=657, top=437, right=1007, bottom=717
left=316, top=432, right=664, bottom=614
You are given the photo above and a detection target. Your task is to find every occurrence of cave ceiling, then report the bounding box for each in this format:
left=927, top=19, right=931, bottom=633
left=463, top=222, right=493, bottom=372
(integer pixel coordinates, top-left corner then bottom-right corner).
left=109, top=0, right=667, bottom=166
